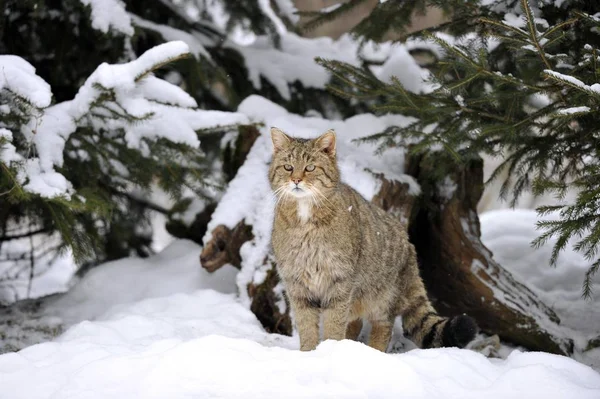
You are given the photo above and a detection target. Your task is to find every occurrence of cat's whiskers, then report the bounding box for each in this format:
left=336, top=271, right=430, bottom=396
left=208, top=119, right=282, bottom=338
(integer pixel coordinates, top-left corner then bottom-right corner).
left=307, top=185, right=333, bottom=212
left=270, top=185, right=285, bottom=202
left=309, top=191, right=319, bottom=211
left=271, top=185, right=290, bottom=208
left=309, top=185, right=333, bottom=209
left=310, top=184, right=333, bottom=204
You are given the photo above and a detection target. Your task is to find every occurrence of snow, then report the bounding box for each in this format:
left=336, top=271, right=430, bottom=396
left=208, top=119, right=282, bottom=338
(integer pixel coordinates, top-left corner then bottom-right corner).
left=557, top=106, right=591, bottom=115
left=0, top=55, right=52, bottom=108
left=320, top=3, right=342, bottom=13
left=544, top=70, right=600, bottom=95
left=274, top=0, right=299, bottom=23
left=229, top=33, right=360, bottom=100
left=477, top=152, right=577, bottom=213
left=0, top=232, right=77, bottom=304
left=0, top=128, right=20, bottom=165
left=481, top=209, right=600, bottom=322
left=130, top=14, right=212, bottom=61
left=79, top=0, right=134, bottom=36
left=16, top=41, right=247, bottom=198
left=22, top=159, right=74, bottom=198
left=2, top=199, right=600, bottom=396
left=1, top=288, right=600, bottom=398
left=230, top=32, right=429, bottom=100
left=438, top=175, right=457, bottom=202
left=528, top=92, right=552, bottom=108
left=374, top=44, right=432, bottom=93
left=43, top=239, right=238, bottom=326
left=258, top=0, right=287, bottom=34
left=503, top=13, right=526, bottom=28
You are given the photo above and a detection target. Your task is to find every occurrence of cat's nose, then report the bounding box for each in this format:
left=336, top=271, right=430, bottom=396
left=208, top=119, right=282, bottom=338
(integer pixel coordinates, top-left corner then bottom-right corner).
left=292, top=178, right=302, bottom=185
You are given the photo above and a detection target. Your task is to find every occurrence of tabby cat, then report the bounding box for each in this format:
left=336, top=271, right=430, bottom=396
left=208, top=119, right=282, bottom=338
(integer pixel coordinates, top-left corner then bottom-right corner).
left=269, top=127, right=477, bottom=352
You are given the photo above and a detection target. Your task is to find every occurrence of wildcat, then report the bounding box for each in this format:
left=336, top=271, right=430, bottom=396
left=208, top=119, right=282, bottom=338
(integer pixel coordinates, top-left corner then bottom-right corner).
left=268, top=127, right=477, bottom=352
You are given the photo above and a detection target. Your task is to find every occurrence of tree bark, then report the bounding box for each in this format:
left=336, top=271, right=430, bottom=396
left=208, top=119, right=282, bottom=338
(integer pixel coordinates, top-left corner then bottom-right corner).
left=199, top=221, right=253, bottom=272
left=247, top=265, right=292, bottom=335
left=407, top=154, right=573, bottom=355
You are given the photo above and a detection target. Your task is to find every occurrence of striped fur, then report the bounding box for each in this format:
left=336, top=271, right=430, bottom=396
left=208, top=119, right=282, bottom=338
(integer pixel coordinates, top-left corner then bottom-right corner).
left=269, top=128, right=477, bottom=351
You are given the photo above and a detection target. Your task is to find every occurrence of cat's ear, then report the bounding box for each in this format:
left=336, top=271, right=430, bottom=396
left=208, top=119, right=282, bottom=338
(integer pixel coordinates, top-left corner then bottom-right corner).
left=315, top=129, right=336, bottom=156
left=270, top=127, right=291, bottom=153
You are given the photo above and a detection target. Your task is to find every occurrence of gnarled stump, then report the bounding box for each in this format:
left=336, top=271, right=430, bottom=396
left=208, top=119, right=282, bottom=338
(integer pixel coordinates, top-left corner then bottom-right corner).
left=371, top=174, right=419, bottom=230
left=199, top=221, right=253, bottom=272
left=201, top=223, right=292, bottom=335
left=408, top=155, right=573, bottom=355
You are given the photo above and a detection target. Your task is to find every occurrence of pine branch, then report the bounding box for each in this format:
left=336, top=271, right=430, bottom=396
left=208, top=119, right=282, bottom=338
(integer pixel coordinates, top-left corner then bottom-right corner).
left=479, top=17, right=529, bottom=39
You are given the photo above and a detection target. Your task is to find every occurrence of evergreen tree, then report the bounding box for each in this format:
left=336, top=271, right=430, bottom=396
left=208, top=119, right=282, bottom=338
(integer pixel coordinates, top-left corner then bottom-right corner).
left=0, top=0, right=364, bottom=301
left=0, top=0, right=230, bottom=300
left=313, top=0, right=600, bottom=297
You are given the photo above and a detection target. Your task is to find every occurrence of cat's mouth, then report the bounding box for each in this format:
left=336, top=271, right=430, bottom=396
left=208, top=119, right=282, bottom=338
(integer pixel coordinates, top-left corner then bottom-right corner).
left=288, top=185, right=311, bottom=198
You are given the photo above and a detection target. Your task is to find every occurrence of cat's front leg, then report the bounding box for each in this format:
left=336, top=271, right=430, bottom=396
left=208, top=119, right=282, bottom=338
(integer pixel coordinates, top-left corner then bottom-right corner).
left=289, top=296, right=320, bottom=351
left=323, top=298, right=351, bottom=342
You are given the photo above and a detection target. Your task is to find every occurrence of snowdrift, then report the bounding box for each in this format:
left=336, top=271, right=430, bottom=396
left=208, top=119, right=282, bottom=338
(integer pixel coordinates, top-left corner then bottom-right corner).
left=2, top=289, right=599, bottom=399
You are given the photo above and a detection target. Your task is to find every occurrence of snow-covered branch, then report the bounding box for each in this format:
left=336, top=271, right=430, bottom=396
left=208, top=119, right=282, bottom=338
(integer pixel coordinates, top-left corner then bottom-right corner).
left=4, top=41, right=247, bottom=199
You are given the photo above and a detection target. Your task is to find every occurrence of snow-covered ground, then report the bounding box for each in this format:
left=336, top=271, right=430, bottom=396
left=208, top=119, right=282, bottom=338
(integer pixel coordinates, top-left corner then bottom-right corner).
left=1, top=206, right=599, bottom=398
left=0, top=239, right=237, bottom=353
left=42, top=240, right=238, bottom=326
left=2, top=289, right=599, bottom=398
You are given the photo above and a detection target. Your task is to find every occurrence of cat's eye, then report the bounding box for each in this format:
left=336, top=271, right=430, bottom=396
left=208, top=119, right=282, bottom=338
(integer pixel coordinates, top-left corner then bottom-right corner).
left=283, top=164, right=293, bottom=171
left=305, top=165, right=315, bottom=172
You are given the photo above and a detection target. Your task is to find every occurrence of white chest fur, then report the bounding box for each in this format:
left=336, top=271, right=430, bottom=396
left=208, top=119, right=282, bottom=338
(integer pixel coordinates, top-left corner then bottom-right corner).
left=297, top=200, right=312, bottom=223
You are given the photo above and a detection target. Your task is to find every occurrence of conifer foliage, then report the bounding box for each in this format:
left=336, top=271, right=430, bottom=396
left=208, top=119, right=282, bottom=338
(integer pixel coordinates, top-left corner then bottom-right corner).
left=315, top=0, right=600, bottom=296
left=0, top=0, right=361, bottom=301
left=0, top=0, right=249, bottom=300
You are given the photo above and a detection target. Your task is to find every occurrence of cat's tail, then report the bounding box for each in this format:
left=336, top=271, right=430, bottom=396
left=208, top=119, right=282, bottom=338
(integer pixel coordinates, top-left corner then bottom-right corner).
left=401, top=296, right=478, bottom=349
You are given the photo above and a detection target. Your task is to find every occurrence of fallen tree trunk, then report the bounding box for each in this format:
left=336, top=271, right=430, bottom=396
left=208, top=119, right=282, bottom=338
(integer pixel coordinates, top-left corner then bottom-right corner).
left=407, top=155, right=573, bottom=355
left=201, top=150, right=572, bottom=355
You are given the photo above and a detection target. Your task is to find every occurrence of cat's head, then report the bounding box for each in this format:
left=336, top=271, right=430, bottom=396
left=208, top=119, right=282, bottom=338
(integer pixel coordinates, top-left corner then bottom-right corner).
left=268, top=127, right=340, bottom=201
